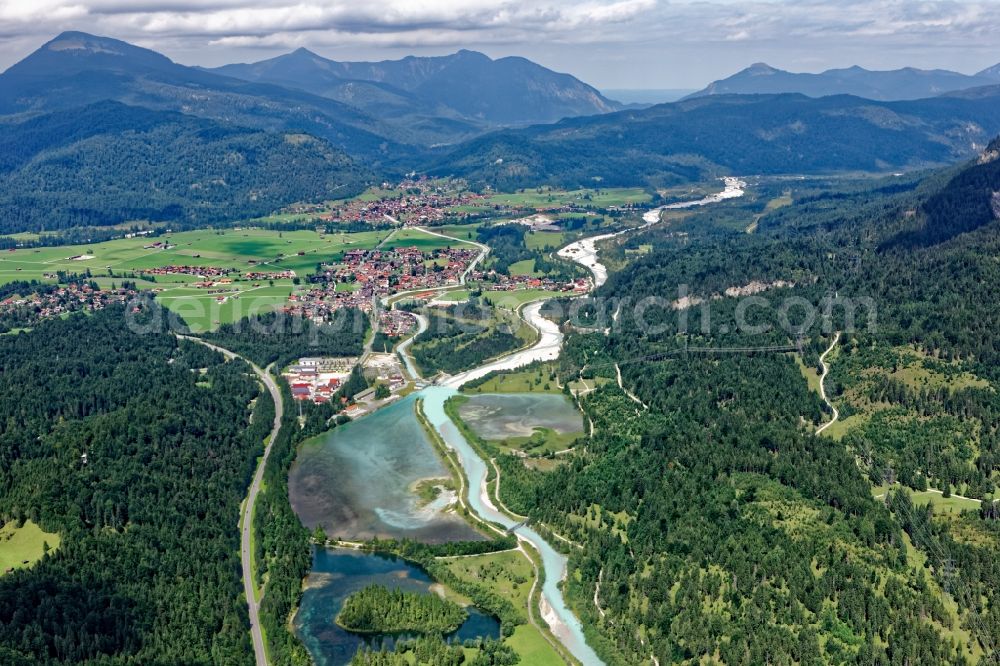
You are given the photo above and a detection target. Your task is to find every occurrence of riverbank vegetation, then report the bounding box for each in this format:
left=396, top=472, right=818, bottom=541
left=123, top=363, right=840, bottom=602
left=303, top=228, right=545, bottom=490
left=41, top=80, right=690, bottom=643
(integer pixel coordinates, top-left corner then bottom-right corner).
left=337, top=584, right=468, bottom=634
left=476, top=224, right=584, bottom=282
left=408, top=300, right=521, bottom=376
left=462, top=362, right=562, bottom=394
left=349, top=635, right=518, bottom=665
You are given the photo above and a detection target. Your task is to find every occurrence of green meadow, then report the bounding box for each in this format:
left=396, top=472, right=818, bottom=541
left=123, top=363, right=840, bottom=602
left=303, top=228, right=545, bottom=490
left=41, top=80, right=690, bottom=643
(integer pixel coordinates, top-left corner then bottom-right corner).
left=0, top=228, right=389, bottom=285
left=1, top=228, right=394, bottom=331
left=381, top=226, right=473, bottom=251
left=0, top=520, right=60, bottom=575
left=487, top=187, right=652, bottom=209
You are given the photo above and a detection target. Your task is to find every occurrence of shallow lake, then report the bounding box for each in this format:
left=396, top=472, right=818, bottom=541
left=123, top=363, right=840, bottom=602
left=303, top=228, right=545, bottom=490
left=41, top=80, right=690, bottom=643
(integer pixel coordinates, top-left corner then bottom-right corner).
left=288, top=394, right=481, bottom=543
left=457, top=393, right=584, bottom=441
left=294, top=547, right=500, bottom=666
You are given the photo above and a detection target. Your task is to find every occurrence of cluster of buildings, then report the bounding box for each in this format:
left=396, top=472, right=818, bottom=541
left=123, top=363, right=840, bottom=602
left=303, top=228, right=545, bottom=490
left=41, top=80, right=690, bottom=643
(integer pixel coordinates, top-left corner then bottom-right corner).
left=284, top=357, right=357, bottom=404
left=284, top=246, right=476, bottom=321
left=319, top=179, right=487, bottom=226
left=470, top=269, right=591, bottom=294
left=141, top=265, right=239, bottom=279
left=331, top=247, right=476, bottom=290
left=142, top=240, right=176, bottom=250
left=378, top=309, right=418, bottom=338
left=245, top=270, right=295, bottom=281
left=0, top=282, right=137, bottom=322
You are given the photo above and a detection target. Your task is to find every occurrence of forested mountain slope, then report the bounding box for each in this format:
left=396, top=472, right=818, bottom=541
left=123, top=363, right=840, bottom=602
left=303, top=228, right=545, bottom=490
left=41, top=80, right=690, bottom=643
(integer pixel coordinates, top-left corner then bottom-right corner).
left=433, top=92, right=1000, bottom=189
left=0, top=32, right=402, bottom=158
left=0, top=302, right=267, bottom=664
left=212, top=48, right=622, bottom=126
left=497, top=153, right=1000, bottom=663
left=0, top=101, right=370, bottom=234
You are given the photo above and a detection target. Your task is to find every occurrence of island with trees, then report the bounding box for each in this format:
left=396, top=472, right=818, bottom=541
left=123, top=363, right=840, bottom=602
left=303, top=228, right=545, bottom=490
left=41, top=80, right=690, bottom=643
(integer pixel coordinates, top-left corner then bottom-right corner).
left=336, top=584, right=468, bottom=635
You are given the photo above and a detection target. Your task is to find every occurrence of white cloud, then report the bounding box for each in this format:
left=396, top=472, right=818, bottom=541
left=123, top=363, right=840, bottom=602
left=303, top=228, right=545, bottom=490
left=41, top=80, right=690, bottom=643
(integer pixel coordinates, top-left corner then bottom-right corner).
left=2, top=0, right=1000, bottom=87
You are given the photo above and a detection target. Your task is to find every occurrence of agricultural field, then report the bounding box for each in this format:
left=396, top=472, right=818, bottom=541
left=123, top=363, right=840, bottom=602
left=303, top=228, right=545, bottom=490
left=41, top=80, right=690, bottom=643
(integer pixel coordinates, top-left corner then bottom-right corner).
left=0, top=228, right=389, bottom=285
left=156, top=284, right=299, bottom=332
left=0, top=520, right=60, bottom=575
left=429, top=222, right=484, bottom=241
left=487, top=187, right=652, bottom=209
left=380, top=226, right=474, bottom=251
left=0, top=228, right=395, bottom=331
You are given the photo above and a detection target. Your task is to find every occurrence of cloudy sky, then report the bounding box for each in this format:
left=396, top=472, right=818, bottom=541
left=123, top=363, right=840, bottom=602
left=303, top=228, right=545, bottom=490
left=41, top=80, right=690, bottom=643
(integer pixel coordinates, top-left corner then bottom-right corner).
left=2, top=0, right=1000, bottom=89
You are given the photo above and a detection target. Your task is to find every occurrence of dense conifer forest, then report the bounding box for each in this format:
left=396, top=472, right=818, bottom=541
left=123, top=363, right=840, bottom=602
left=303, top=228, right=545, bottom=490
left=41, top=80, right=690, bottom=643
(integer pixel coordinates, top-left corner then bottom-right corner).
left=490, top=157, right=1000, bottom=664
left=337, top=584, right=468, bottom=634
left=202, top=308, right=369, bottom=369
left=0, top=302, right=265, bottom=664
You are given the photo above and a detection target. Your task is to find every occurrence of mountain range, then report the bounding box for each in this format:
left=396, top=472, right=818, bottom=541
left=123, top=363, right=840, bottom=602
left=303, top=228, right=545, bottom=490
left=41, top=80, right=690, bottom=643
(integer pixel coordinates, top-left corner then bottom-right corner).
left=209, top=48, right=623, bottom=129
left=5, top=31, right=1000, bottom=231
left=687, top=62, right=1000, bottom=101
left=435, top=91, right=1000, bottom=189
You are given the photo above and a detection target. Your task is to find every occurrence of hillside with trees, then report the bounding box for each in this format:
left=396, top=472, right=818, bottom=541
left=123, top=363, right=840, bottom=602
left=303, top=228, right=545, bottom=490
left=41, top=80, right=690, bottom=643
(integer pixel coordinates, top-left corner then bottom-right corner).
left=488, top=151, right=1000, bottom=663
left=432, top=92, right=1000, bottom=190
left=0, top=302, right=265, bottom=664
left=0, top=101, right=369, bottom=234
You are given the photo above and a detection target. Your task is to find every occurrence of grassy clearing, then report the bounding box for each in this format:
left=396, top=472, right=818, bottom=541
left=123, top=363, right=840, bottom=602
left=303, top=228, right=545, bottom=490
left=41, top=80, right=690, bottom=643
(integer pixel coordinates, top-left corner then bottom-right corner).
left=0, top=520, right=60, bottom=575
left=436, top=289, right=470, bottom=302
left=793, top=353, right=823, bottom=396
left=442, top=550, right=533, bottom=617
left=442, top=549, right=566, bottom=665
left=524, top=231, right=572, bottom=250
left=747, top=190, right=793, bottom=233
left=821, top=413, right=867, bottom=440
left=507, top=259, right=540, bottom=277
left=909, top=490, right=983, bottom=515
left=482, top=289, right=562, bottom=309
left=381, top=227, right=468, bottom=251
left=497, top=428, right=583, bottom=457
left=464, top=364, right=562, bottom=394
left=506, top=624, right=566, bottom=666
left=872, top=483, right=985, bottom=528
left=488, top=187, right=651, bottom=209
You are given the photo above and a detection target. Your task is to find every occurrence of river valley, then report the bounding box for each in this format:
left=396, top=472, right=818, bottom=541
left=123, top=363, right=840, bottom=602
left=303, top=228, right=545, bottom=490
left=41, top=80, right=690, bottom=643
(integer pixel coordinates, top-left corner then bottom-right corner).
left=290, top=178, right=746, bottom=665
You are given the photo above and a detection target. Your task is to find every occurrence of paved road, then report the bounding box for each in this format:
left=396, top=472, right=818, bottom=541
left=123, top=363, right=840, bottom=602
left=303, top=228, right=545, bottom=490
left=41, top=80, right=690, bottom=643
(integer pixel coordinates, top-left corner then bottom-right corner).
left=178, top=335, right=280, bottom=666
left=816, top=331, right=841, bottom=435
left=413, top=226, right=489, bottom=285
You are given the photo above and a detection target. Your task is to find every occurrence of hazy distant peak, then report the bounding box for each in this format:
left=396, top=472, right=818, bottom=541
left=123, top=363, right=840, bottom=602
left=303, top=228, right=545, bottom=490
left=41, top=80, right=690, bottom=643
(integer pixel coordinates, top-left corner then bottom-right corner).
left=43, top=31, right=170, bottom=63
left=746, top=62, right=779, bottom=75
left=977, top=62, right=1000, bottom=79
left=689, top=61, right=1000, bottom=101
left=289, top=47, right=321, bottom=58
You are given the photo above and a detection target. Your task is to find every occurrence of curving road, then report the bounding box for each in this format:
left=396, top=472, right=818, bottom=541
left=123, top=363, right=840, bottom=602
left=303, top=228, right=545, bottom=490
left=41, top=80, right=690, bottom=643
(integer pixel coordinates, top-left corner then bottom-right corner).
left=178, top=335, right=281, bottom=666
left=816, top=331, right=840, bottom=435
